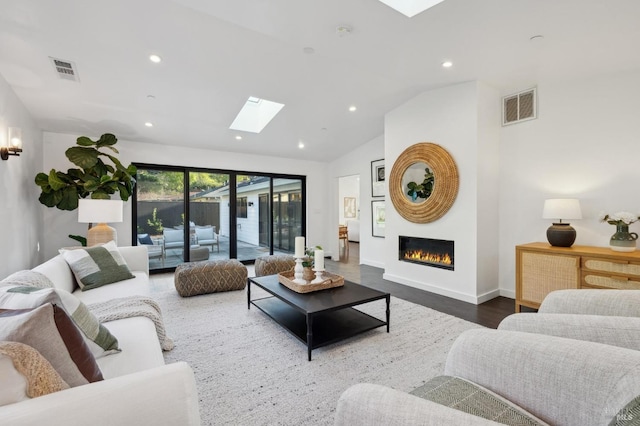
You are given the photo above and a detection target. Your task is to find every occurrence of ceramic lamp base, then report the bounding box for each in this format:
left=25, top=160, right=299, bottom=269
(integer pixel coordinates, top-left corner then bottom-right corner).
left=87, top=223, right=117, bottom=247
left=546, top=223, right=576, bottom=247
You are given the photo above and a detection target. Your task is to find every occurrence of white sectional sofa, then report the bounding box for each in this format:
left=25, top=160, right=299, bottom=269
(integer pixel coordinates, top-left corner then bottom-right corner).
left=0, top=246, right=201, bottom=426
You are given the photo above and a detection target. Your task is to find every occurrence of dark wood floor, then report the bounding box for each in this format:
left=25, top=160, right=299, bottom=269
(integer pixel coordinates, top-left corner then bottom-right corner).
left=327, top=241, right=517, bottom=329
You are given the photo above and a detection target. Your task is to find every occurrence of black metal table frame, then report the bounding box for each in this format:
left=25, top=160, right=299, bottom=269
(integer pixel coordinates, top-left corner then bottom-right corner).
left=248, top=276, right=390, bottom=361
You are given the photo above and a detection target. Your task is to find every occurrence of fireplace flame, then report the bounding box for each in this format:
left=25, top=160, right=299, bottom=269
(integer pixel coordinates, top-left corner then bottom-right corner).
left=403, top=249, right=452, bottom=265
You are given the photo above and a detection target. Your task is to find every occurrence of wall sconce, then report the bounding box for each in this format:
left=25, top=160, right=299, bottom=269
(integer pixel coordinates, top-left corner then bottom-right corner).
left=1, top=127, right=23, bottom=160
left=248, top=201, right=254, bottom=207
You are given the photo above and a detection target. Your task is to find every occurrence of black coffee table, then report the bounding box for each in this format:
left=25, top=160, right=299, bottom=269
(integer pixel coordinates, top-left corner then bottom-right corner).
left=248, top=274, right=390, bottom=361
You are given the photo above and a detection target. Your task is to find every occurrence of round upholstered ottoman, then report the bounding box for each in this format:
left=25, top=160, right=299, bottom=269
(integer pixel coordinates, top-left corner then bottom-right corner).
left=254, top=254, right=295, bottom=277
left=174, top=259, right=247, bottom=297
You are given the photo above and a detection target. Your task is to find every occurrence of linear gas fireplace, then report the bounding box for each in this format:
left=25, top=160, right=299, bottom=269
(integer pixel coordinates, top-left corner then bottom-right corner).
left=399, top=236, right=454, bottom=271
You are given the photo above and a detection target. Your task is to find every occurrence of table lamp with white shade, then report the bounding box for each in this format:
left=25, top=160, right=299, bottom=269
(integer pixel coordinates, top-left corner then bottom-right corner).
left=78, top=199, right=123, bottom=246
left=542, top=198, right=582, bottom=247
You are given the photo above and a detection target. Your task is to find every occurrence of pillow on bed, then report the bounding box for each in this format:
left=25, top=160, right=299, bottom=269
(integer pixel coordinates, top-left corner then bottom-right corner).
left=59, top=241, right=135, bottom=291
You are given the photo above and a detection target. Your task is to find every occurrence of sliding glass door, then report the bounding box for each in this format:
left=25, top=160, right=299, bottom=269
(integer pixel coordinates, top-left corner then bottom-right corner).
left=188, top=171, right=230, bottom=262
left=133, top=164, right=305, bottom=272
left=135, top=168, right=186, bottom=270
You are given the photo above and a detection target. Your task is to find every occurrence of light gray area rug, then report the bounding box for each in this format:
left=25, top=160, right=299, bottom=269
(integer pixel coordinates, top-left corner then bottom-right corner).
left=156, top=287, right=484, bottom=425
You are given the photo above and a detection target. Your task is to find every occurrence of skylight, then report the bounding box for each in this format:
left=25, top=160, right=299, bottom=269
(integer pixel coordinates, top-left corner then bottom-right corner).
left=229, top=97, right=285, bottom=133
left=378, top=0, right=446, bottom=17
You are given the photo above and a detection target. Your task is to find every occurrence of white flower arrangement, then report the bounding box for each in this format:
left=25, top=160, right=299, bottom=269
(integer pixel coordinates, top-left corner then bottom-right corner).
left=599, top=211, right=640, bottom=226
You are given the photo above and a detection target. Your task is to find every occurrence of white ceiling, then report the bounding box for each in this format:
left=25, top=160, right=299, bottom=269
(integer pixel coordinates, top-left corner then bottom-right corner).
left=1, top=0, right=639, bottom=162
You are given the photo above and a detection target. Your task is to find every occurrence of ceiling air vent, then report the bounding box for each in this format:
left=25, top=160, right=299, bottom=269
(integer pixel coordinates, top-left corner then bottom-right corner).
left=502, top=87, right=536, bottom=126
left=49, top=57, right=80, bottom=82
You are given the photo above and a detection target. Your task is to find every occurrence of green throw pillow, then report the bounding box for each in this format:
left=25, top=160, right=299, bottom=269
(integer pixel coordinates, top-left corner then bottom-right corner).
left=59, top=241, right=135, bottom=291
left=0, top=285, right=119, bottom=358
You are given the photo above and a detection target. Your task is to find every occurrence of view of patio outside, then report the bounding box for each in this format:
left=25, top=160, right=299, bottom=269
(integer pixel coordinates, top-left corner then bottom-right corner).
left=135, top=168, right=304, bottom=271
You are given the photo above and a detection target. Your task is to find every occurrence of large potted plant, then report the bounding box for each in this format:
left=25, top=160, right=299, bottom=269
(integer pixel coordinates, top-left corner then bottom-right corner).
left=35, top=133, right=137, bottom=211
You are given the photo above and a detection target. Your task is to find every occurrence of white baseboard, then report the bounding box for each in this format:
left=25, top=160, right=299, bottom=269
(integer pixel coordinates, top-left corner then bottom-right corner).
left=383, top=273, right=491, bottom=305
left=499, top=289, right=515, bottom=299
left=476, top=289, right=501, bottom=304
left=360, top=259, right=384, bottom=268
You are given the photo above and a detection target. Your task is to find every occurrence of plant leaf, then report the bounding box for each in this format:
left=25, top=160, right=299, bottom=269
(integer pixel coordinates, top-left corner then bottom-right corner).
left=35, top=172, right=49, bottom=187
left=68, top=235, right=87, bottom=246
left=48, top=170, right=67, bottom=191
left=76, top=136, right=95, bottom=147
left=96, top=133, right=118, bottom=147
left=90, top=190, right=110, bottom=199
left=39, top=190, right=62, bottom=207
left=57, top=187, right=79, bottom=210
left=66, top=146, right=99, bottom=169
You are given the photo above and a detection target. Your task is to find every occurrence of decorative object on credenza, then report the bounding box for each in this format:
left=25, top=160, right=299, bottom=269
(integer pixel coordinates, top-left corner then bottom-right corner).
left=372, top=200, right=386, bottom=238
left=389, top=143, right=459, bottom=223
left=1, top=127, right=23, bottom=161
left=600, top=211, right=640, bottom=252
left=34, top=133, right=136, bottom=211
left=542, top=199, right=582, bottom=247
left=371, top=159, right=385, bottom=197
left=78, top=199, right=123, bottom=246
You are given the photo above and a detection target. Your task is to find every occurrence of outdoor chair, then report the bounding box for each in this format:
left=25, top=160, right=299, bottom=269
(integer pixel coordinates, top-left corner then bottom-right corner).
left=195, top=225, right=219, bottom=252
left=163, top=228, right=185, bottom=254
left=137, top=233, right=165, bottom=266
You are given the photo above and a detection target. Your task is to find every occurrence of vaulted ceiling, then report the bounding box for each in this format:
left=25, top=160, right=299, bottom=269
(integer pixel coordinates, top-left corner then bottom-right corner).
left=1, top=0, right=639, bottom=161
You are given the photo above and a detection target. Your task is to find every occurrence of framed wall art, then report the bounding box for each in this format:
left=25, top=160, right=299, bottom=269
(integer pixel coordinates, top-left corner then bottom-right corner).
left=371, top=159, right=385, bottom=197
left=344, top=197, right=357, bottom=218
left=372, top=200, right=386, bottom=238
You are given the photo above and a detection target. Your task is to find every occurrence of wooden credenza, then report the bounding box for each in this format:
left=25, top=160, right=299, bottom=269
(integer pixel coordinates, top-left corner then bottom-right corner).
left=515, top=242, right=640, bottom=312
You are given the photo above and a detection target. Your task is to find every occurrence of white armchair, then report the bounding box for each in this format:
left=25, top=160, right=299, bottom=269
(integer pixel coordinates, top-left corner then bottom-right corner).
left=163, top=228, right=185, bottom=252
left=194, top=226, right=219, bottom=253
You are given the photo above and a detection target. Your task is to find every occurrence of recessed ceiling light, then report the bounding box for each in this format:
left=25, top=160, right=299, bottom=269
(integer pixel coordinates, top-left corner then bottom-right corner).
left=442, top=61, right=453, bottom=68
left=149, top=54, right=162, bottom=63
left=303, top=47, right=315, bottom=54
left=530, top=35, right=544, bottom=42
left=349, top=105, right=357, bottom=112
left=146, top=95, right=156, bottom=99
left=378, top=0, right=446, bottom=17
left=235, top=135, right=242, bottom=140
left=298, top=141, right=305, bottom=149
left=229, top=96, right=285, bottom=133
left=144, top=122, right=153, bottom=127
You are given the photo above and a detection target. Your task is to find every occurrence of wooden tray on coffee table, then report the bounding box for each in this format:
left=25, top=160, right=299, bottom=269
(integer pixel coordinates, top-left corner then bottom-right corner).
left=277, top=270, right=344, bottom=293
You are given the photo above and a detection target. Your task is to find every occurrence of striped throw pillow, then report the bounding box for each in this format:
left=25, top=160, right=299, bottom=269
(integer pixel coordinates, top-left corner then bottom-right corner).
left=59, top=241, right=135, bottom=291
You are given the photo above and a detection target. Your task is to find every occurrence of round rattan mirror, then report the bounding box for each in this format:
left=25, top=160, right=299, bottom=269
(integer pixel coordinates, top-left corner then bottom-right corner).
left=389, top=143, right=459, bottom=223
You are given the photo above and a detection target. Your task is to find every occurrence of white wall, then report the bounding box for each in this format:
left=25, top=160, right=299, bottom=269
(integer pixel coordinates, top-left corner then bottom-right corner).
left=328, top=135, right=385, bottom=267
left=498, top=69, right=640, bottom=297
left=0, top=75, right=44, bottom=278
left=383, top=81, right=500, bottom=304
left=41, top=132, right=328, bottom=261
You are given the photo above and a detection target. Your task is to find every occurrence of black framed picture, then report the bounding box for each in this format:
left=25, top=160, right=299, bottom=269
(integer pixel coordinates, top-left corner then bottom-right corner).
left=372, top=200, right=385, bottom=238
left=371, top=159, right=385, bottom=197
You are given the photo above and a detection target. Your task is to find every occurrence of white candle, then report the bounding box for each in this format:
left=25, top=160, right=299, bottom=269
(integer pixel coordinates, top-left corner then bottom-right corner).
left=295, top=236, right=305, bottom=258
left=314, top=249, right=324, bottom=270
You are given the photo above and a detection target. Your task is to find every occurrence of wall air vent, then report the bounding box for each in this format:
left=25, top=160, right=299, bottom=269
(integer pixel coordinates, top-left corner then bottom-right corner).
left=49, top=57, right=80, bottom=82
left=502, top=87, right=536, bottom=126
